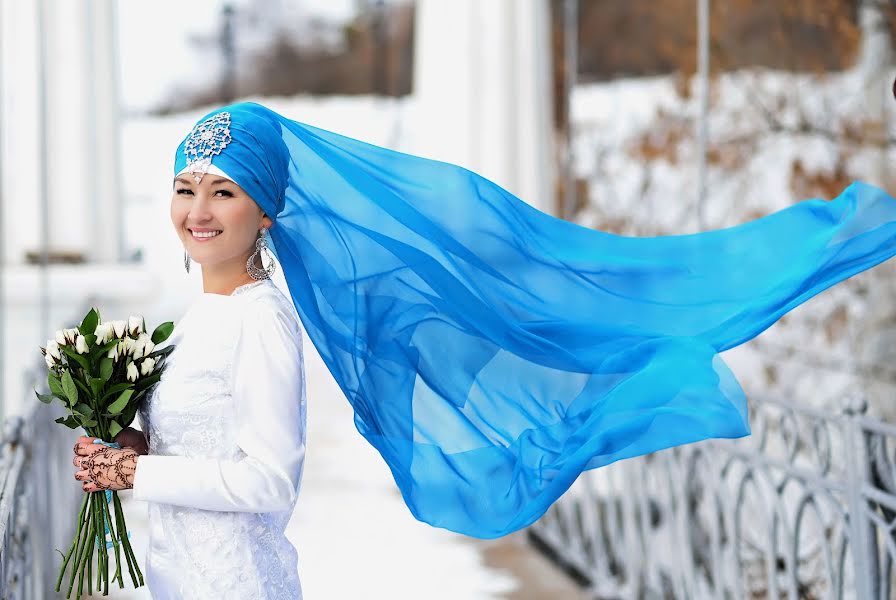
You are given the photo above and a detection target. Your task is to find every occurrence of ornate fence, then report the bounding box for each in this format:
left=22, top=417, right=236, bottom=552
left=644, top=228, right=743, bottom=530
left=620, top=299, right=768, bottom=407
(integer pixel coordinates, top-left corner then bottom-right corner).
left=529, top=393, right=896, bottom=599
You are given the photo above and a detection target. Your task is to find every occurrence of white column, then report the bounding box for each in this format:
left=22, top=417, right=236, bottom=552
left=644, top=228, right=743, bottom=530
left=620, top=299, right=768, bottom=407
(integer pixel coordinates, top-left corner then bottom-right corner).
left=86, top=0, right=124, bottom=264
left=0, top=0, right=43, bottom=266
left=411, top=0, right=555, bottom=214
left=43, top=0, right=91, bottom=259
left=1, top=0, right=123, bottom=266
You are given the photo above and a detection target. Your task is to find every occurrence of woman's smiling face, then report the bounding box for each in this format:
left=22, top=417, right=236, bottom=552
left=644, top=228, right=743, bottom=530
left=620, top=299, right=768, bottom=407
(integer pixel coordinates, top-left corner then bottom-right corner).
left=170, top=173, right=272, bottom=269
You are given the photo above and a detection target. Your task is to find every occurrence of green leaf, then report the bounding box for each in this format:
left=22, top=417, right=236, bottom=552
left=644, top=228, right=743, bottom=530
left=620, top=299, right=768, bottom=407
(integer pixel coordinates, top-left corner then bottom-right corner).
left=134, top=371, right=162, bottom=391
left=60, top=346, right=89, bottom=372
left=60, top=370, right=79, bottom=406
left=78, top=418, right=98, bottom=428
left=48, top=372, right=64, bottom=397
left=91, top=338, right=116, bottom=363
left=106, top=389, right=134, bottom=416
left=73, top=378, right=92, bottom=399
left=99, top=339, right=120, bottom=353
left=89, top=376, right=105, bottom=399
left=79, top=308, right=99, bottom=336
left=101, top=382, right=133, bottom=404
left=145, top=345, right=175, bottom=360
left=108, top=420, right=123, bottom=439
left=120, top=404, right=139, bottom=425
left=83, top=334, right=96, bottom=347
left=34, top=389, right=55, bottom=404
left=73, top=403, right=94, bottom=418
left=151, top=321, right=174, bottom=344
left=54, top=415, right=80, bottom=429
left=99, top=357, right=114, bottom=381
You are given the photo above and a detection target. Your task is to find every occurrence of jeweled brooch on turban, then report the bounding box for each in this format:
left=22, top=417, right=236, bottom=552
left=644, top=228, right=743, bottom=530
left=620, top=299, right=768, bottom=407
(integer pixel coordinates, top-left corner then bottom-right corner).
left=183, top=111, right=232, bottom=183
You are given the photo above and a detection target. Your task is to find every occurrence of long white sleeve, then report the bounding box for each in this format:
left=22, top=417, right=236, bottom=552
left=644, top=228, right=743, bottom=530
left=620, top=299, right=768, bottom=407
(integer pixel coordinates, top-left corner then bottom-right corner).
left=132, top=298, right=306, bottom=513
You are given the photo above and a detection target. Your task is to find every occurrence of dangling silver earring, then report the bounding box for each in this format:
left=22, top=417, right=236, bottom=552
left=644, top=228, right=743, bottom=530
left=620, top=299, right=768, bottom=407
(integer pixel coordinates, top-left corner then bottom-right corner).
left=184, top=250, right=191, bottom=273
left=246, top=227, right=276, bottom=280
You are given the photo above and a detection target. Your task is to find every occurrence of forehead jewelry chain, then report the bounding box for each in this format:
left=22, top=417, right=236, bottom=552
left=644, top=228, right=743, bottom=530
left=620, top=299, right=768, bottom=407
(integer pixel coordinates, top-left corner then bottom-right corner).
left=183, top=111, right=232, bottom=184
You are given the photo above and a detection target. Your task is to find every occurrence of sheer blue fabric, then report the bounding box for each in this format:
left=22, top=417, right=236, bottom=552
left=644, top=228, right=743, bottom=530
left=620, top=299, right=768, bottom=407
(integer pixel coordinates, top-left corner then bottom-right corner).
left=174, top=101, right=896, bottom=539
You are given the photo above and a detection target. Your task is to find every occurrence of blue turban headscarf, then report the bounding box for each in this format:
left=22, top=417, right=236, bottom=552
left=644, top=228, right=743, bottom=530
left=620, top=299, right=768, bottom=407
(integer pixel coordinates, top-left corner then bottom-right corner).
left=174, top=101, right=896, bottom=539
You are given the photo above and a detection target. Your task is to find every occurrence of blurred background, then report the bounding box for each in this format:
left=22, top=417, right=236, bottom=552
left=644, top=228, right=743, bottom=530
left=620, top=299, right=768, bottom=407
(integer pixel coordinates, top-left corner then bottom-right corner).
left=3, top=0, right=896, bottom=598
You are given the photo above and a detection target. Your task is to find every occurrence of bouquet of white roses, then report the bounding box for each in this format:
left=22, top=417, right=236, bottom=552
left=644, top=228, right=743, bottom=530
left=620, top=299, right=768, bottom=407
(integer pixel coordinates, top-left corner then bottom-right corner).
left=35, top=307, right=175, bottom=598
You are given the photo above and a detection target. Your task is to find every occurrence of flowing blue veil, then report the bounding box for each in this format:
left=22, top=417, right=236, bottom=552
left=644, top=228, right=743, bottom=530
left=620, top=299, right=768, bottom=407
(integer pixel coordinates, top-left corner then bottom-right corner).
left=174, top=102, right=896, bottom=539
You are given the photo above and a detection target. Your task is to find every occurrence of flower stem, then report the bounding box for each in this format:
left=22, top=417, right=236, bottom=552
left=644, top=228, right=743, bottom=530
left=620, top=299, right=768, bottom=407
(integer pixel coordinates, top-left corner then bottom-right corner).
left=85, top=494, right=102, bottom=598
left=95, top=490, right=110, bottom=595
left=112, top=490, right=143, bottom=586
left=101, top=491, right=123, bottom=589
left=90, top=494, right=101, bottom=594
left=55, top=492, right=89, bottom=593
left=87, top=493, right=102, bottom=598
left=112, top=496, right=143, bottom=587
left=69, top=493, right=94, bottom=599
left=87, top=530, right=92, bottom=597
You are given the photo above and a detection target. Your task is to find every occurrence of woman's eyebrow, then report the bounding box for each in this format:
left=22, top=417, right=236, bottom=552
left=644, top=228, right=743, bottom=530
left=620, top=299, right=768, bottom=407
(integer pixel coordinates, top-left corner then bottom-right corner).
left=172, top=176, right=233, bottom=187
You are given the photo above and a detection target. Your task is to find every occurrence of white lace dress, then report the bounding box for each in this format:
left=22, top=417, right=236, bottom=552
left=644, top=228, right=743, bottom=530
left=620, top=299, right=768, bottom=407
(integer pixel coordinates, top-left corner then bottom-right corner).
left=132, top=278, right=307, bottom=599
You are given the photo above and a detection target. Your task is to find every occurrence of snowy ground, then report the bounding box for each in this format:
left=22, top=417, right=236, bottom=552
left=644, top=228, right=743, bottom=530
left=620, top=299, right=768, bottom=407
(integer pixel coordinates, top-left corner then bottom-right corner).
left=98, top=93, right=585, bottom=598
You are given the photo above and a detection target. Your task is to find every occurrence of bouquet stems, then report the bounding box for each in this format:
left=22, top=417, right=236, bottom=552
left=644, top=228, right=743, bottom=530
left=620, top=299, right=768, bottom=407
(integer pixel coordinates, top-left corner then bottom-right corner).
left=54, top=488, right=143, bottom=599
left=55, top=493, right=89, bottom=593
left=112, top=491, right=143, bottom=587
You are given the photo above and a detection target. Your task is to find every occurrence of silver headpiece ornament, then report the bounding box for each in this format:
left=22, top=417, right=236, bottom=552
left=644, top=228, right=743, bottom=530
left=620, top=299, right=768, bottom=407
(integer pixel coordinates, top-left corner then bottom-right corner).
left=183, top=111, right=232, bottom=184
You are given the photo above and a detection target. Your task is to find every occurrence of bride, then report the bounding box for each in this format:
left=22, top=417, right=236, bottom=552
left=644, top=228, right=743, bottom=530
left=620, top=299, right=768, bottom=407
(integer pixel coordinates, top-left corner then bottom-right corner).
left=72, top=110, right=307, bottom=598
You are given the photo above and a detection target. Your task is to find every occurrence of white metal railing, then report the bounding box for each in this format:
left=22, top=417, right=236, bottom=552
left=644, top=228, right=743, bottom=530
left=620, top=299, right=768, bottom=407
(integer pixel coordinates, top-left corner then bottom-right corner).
left=0, top=369, right=82, bottom=599
left=528, top=393, right=896, bottom=598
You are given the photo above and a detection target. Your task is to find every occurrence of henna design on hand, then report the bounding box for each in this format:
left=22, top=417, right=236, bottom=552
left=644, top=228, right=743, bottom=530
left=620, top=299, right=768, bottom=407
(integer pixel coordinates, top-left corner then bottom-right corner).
left=80, top=447, right=139, bottom=492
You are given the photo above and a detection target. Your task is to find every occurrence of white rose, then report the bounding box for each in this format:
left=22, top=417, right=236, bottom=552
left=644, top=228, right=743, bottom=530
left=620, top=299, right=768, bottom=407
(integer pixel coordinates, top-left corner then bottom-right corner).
left=95, top=323, right=113, bottom=345
left=128, top=315, right=144, bottom=337
left=126, top=362, right=139, bottom=382
left=107, top=344, right=118, bottom=361
left=140, top=357, right=156, bottom=376
left=46, top=340, right=61, bottom=360
left=55, top=329, right=67, bottom=345
left=111, top=320, right=127, bottom=339
left=75, top=335, right=88, bottom=354
left=45, top=353, right=57, bottom=369
left=136, top=333, right=154, bottom=357
left=131, top=337, right=145, bottom=360
left=63, top=328, right=80, bottom=345
left=117, top=338, right=132, bottom=357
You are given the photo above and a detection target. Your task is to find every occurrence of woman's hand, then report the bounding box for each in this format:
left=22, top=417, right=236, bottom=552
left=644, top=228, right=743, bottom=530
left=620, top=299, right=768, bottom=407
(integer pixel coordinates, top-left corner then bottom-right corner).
left=113, top=426, right=149, bottom=456
left=72, top=436, right=139, bottom=492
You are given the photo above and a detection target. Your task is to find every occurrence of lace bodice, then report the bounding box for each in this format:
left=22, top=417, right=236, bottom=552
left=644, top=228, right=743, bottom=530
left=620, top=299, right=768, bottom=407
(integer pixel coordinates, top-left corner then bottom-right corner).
left=133, top=278, right=307, bottom=599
